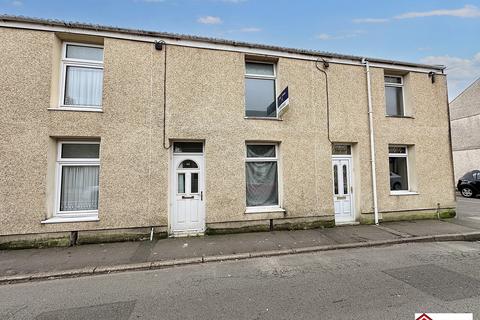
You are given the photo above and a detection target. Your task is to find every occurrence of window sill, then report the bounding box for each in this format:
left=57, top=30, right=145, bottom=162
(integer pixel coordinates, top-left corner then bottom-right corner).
left=41, top=214, right=99, bottom=224
left=245, top=206, right=285, bottom=214
left=390, top=191, right=419, bottom=196
left=49, top=107, right=103, bottom=113
left=244, top=116, right=282, bottom=121
left=385, top=115, right=414, bottom=119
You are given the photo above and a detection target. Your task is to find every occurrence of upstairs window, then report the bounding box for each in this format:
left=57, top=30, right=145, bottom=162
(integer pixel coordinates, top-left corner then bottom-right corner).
left=385, top=75, right=404, bottom=116
left=245, top=62, right=277, bottom=118
left=389, top=145, right=409, bottom=192
left=61, top=43, right=104, bottom=109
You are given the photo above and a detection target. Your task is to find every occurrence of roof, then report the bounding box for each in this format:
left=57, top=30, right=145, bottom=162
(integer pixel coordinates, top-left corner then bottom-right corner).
left=0, top=14, right=446, bottom=71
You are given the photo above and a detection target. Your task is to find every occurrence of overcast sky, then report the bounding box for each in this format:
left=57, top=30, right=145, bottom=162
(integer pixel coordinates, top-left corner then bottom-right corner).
left=1, top=0, right=479, bottom=99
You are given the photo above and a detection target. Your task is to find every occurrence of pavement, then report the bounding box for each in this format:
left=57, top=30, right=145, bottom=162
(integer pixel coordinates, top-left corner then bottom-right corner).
left=2, top=241, right=480, bottom=319
left=1, top=196, right=480, bottom=284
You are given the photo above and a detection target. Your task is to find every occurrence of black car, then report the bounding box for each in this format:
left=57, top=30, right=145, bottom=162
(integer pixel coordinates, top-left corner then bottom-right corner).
left=457, top=170, right=480, bottom=198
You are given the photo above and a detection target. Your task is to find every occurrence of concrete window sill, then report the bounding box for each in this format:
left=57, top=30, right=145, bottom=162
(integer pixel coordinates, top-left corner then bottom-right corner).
left=385, top=115, right=414, bottom=119
left=390, top=191, right=419, bottom=196
left=244, top=117, right=282, bottom=121
left=41, top=215, right=99, bottom=224
left=245, top=207, right=286, bottom=214
left=48, top=107, right=103, bottom=113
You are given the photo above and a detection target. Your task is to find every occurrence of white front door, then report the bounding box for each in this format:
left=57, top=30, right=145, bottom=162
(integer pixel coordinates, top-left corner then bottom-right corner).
left=171, top=154, right=205, bottom=235
left=332, top=157, right=355, bottom=223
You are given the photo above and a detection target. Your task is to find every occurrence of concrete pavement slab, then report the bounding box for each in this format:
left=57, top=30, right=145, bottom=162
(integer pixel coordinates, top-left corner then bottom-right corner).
left=383, top=219, right=478, bottom=237
left=318, top=224, right=402, bottom=243
left=0, top=241, right=142, bottom=276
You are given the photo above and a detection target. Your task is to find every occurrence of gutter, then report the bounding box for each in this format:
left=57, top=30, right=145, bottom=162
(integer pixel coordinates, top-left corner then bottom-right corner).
left=0, top=15, right=445, bottom=74
left=362, top=58, right=380, bottom=225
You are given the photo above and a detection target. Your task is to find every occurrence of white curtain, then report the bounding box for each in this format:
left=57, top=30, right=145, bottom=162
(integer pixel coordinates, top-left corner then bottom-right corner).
left=60, top=166, right=99, bottom=211
left=246, top=162, right=278, bottom=207
left=65, top=66, right=103, bottom=106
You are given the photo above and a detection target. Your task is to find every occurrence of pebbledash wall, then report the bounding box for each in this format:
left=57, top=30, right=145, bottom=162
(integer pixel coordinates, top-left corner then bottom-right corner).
left=0, top=16, right=456, bottom=245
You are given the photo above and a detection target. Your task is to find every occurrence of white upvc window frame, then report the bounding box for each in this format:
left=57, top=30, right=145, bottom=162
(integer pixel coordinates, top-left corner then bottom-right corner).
left=53, top=141, right=100, bottom=221
left=245, top=143, right=283, bottom=213
left=59, top=42, right=104, bottom=111
left=388, top=145, right=412, bottom=195
left=384, top=75, right=406, bottom=117
left=244, top=61, right=278, bottom=119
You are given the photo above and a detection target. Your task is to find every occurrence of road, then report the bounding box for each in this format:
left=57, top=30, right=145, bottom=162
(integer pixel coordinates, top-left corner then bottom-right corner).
left=1, top=240, right=480, bottom=319
left=454, top=195, right=480, bottom=229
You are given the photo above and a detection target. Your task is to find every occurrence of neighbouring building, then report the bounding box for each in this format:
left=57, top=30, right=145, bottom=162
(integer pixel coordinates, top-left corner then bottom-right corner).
left=0, top=16, right=456, bottom=247
left=449, top=78, right=480, bottom=181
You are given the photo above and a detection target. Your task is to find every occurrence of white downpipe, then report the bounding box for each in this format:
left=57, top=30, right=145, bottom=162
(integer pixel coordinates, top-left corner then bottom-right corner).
left=362, top=58, right=380, bottom=225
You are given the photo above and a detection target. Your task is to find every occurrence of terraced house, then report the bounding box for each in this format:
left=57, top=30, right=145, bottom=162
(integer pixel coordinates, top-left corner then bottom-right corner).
left=0, top=16, right=456, bottom=246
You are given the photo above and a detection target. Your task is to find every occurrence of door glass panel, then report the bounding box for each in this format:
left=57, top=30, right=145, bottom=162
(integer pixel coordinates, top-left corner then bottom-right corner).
left=191, top=173, right=198, bottom=194
left=332, top=144, right=351, bottom=155
left=178, top=173, right=185, bottom=194
left=178, top=160, right=198, bottom=169
left=333, top=165, right=338, bottom=195
left=173, top=142, right=203, bottom=153
left=343, top=165, right=348, bottom=194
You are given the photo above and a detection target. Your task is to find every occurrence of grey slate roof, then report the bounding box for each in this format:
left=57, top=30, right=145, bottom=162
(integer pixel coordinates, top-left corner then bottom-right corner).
left=0, top=14, right=445, bottom=71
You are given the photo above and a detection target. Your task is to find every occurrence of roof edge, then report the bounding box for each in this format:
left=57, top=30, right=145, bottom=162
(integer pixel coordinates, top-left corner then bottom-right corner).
left=0, top=14, right=446, bottom=71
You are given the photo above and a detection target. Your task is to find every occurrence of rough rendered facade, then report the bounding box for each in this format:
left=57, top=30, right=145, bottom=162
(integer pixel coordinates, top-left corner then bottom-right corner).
left=0, top=16, right=456, bottom=246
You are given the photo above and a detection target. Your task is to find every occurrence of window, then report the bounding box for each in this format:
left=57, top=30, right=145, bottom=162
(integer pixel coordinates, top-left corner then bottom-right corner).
left=474, top=172, right=480, bottom=181
left=245, top=144, right=279, bottom=208
left=245, top=62, right=277, bottom=118
left=389, top=145, right=409, bottom=192
left=385, top=75, right=404, bottom=116
left=173, top=142, right=203, bottom=153
left=332, top=144, right=352, bottom=155
left=60, top=43, right=104, bottom=109
left=56, top=141, right=100, bottom=217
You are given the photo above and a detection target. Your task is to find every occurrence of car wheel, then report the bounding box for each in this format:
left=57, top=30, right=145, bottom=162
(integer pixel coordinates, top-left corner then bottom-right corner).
left=393, top=182, right=402, bottom=190
left=461, top=187, right=475, bottom=198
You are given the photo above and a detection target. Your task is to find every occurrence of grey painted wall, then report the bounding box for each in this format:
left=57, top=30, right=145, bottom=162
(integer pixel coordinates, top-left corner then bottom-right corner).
left=450, top=78, right=480, bottom=180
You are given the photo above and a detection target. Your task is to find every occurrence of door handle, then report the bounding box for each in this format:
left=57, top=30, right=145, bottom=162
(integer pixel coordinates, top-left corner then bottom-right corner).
left=182, top=195, right=194, bottom=199
left=201, top=191, right=203, bottom=201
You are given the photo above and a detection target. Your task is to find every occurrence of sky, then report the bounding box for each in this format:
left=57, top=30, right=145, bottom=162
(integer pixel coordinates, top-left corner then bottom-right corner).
left=1, top=0, right=479, bottom=99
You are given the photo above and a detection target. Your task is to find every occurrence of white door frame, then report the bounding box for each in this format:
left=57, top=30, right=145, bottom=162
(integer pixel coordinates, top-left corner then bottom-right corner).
left=332, top=155, right=355, bottom=223
left=169, top=144, right=205, bottom=236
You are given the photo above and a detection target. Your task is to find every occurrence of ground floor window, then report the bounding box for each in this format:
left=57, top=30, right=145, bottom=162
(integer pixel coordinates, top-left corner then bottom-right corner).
left=56, top=141, right=100, bottom=215
left=245, top=144, right=279, bottom=208
left=389, top=145, right=409, bottom=191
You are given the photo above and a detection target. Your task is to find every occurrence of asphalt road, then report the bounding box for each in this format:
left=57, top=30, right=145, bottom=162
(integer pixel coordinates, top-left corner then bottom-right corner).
left=454, top=195, right=480, bottom=228
left=1, top=241, right=480, bottom=320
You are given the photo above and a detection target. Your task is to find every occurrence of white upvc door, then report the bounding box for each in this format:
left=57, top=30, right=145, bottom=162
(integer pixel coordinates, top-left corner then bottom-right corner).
left=171, top=154, right=205, bottom=235
left=332, top=157, right=355, bottom=223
